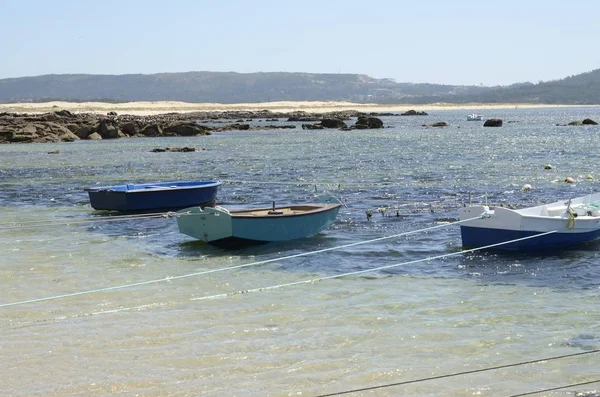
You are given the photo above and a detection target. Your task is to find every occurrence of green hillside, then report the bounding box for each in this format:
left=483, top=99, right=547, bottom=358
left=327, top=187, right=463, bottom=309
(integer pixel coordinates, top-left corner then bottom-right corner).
left=0, top=69, right=598, bottom=104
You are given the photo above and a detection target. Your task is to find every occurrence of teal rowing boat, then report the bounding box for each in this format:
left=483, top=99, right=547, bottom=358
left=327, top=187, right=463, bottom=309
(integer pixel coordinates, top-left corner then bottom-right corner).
left=176, top=200, right=341, bottom=247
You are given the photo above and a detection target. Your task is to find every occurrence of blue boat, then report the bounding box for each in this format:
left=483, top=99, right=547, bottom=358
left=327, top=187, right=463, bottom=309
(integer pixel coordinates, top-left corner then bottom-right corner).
left=176, top=199, right=342, bottom=247
left=85, top=180, right=221, bottom=212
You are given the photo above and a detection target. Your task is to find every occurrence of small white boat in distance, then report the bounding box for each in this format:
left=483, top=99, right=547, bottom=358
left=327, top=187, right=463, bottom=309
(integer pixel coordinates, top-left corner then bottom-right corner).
left=458, top=192, right=600, bottom=251
left=467, top=114, right=483, bottom=121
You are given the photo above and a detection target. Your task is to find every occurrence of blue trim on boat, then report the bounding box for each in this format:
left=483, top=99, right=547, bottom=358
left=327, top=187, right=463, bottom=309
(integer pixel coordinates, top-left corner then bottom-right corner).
left=460, top=226, right=600, bottom=251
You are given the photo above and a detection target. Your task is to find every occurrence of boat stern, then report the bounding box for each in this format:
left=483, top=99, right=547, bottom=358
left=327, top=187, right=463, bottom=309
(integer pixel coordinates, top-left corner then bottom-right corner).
left=176, top=206, right=233, bottom=242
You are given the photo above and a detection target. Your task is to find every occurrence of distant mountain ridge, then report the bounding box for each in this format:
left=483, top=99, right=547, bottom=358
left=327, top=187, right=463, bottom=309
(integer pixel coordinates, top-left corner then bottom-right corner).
left=1, top=69, right=599, bottom=104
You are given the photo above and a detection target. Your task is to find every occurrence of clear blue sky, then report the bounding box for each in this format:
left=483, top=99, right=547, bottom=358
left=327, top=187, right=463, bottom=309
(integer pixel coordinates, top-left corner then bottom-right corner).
left=2, top=0, right=599, bottom=86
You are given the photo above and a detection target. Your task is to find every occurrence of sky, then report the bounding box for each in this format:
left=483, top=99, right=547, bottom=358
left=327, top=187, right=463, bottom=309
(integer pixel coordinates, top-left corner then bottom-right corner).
left=1, top=0, right=599, bottom=86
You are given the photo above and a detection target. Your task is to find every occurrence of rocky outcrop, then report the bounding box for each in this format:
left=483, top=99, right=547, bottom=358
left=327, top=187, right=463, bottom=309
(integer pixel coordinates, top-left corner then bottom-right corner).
left=483, top=119, right=503, bottom=127
left=0, top=109, right=387, bottom=143
left=353, top=116, right=383, bottom=129
left=566, top=118, right=600, bottom=126
left=151, top=146, right=199, bottom=152
left=423, top=122, right=448, bottom=128
left=320, top=118, right=347, bottom=128
left=302, top=123, right=325, bottom=130
left=302, top=116, right=384, bottom=130
left=401, top=110, right=428, bottom=116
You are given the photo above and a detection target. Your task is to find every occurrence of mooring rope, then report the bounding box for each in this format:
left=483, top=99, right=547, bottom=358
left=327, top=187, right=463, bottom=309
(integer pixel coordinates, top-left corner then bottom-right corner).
left=189, top=230, right=558, bottom=302
left=0, top=211, right=179, bottom=230
left=313, top=349, right=600, bottom=397
left=0, top=215, right=483, bottom=308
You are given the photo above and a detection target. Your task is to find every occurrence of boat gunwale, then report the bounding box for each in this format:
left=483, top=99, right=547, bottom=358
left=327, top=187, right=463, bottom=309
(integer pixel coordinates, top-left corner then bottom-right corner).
left=84, top=181, right=221, bottom=193
left=228, top=203, right=341, bottom=219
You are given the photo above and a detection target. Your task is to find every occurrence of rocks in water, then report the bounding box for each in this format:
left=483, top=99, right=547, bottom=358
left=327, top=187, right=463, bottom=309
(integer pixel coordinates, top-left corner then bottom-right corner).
left=98, top=119, right=123, bottom=139
left=302, top=123, right=325, bottom=130
left=0, top=108, right=383, bottom=143
left=302, top=116, right=383, bottom=130
left=564, top=177, right=575, bottom=183
left=151, top=147, right=198, bottom=153
left=320, top=118, right=347, bottom=129
left=559, top=118, right=597, bottom=126
left=163, top=122, right=210, bottom=136
left=353, top=116, right=383, bottom=129
left=483, top=119, right=503, bottom=127
left=544, top=164, right=553, bottom=170
left=288, top=116, right=321, bottom=122
left=400, top=109, right=428, bottom=116
left=422, top=122, right=448, bottom=128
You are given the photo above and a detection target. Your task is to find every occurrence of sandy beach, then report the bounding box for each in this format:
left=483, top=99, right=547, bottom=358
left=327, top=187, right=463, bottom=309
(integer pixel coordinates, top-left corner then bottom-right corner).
left=0, top=100, right=592, bottom=116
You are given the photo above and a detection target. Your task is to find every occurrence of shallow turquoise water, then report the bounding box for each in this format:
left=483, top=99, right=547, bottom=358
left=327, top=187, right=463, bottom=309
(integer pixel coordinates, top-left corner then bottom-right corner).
left=1, top=107, right=599, bottom=396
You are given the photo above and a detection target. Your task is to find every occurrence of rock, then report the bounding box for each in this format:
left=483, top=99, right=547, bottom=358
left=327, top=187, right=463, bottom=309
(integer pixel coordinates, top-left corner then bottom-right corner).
left=119, top=121, right=139, bottom=136
left=98, top=120, right=121, bottom=139
left=151, top=147, right=196, bottom=152
left=430, top=122, right=448, bottom=127
left=163, top=122, right=211, bottom=136
left=320, top=118, right=347, bottom=128
left=87, top=132, right=102, bottom=140
left=139, top=123, right=163, bottom=137
left=354, top=116, right=383, bottom=129
left=227, top=123, right=250, bottom=130
left=10, top=124, right=38, bottom=142
left=75, top=124, right=96, bottom=139
left=54, top=109, right=75, bottom=118
left=582, top=118, right=598, bottom=125
left=568, top=121, right=583, bottom=126
left=302, top=124, right=325, bottom=130
left=564, top=177, right=575, bottom=183
left=544, top=164, right=553, bottom=170
left=401, top=110, right=428, bottom=116
left=484, top=119, right=503, bottom=127
left=288, top=116, right=321, bottom=122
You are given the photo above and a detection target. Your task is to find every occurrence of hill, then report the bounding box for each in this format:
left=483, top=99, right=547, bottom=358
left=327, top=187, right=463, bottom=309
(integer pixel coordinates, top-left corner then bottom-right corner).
left=0, top=69, right=599, bottom=104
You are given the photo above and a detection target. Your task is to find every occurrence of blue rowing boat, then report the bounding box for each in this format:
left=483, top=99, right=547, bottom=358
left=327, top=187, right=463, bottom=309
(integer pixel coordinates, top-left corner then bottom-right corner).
left=176, top=199, right=342, bottom=247
left=85, top=180, right=221, bottom=212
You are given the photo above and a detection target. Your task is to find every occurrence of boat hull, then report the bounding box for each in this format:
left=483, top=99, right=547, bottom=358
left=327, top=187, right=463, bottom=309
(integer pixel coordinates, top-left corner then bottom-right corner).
left=177, top=203, right=341, bottom=246
left=86, top=181, right=221, bottom=212
left=460, top=225, right=600, bottom=250
left=458, top=195, right=600, bottom=251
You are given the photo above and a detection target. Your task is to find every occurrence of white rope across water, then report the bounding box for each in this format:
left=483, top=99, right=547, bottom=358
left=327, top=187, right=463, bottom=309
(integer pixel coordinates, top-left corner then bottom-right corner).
left=0, top=216, right=482, bottom=308
left=0, top=211, right=179, bottom=231
left=190, top=230, right=559, bottom=301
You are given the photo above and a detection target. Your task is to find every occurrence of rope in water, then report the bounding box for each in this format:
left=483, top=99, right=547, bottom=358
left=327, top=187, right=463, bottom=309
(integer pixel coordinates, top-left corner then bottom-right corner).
left=189, top=230, right=558, bottom=302
left=0, top=215, right=483, bottom=308
left=0, top=211, right=179, bottom=230
left=313, top=350, right=600, bottom=397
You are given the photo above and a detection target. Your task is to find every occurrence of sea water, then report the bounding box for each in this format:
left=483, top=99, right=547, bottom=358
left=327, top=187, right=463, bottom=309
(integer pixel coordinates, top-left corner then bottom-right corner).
left=1, top=107, right=599, bottom=396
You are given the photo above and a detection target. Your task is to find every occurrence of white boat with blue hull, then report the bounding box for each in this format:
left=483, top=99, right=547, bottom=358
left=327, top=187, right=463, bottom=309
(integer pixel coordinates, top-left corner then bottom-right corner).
left=176, top=200, right=342, bottom=247
left=458, top=192, right=600, bottom=251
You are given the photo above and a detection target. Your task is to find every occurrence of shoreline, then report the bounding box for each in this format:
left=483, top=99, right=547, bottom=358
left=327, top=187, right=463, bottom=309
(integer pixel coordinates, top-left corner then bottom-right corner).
left=1, top=101, right=596, bottom=116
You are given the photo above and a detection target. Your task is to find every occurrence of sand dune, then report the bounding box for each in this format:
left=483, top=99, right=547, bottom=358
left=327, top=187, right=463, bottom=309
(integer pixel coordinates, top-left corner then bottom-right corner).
left=0, top=100, right=592, bottom=116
